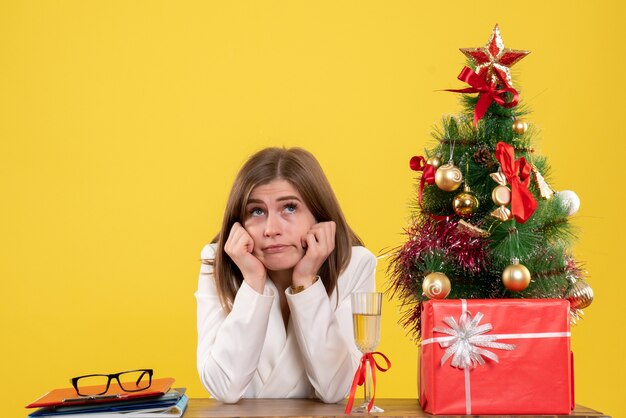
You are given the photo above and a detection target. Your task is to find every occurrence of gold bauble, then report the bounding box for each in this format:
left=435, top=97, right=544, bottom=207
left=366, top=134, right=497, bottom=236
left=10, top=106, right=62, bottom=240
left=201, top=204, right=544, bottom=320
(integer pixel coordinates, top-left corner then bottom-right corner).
left=567, top=281, right=594, bottom=309
left=427, top=155, right=442, bottom=169
left=502, top=261, right=531, bottom=292
left=491, top=185, right=511, bottom=206
left=512, top=119, right=529, bottom=135
left=422, top=272, right=451, bottom=299
left=453, top=188, right=479, bottom=218
left=435, top=163, right=463, bottom=192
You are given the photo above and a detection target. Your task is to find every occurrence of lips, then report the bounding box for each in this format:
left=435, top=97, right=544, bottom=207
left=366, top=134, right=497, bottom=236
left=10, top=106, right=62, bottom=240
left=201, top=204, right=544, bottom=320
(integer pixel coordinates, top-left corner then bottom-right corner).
left=262, top=245, right=292, bottom=254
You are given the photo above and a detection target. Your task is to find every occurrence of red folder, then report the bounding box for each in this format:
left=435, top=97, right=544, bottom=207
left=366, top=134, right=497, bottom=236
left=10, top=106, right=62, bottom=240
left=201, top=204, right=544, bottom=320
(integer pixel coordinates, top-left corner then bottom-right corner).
left=26, top=377, right=175, bottom=408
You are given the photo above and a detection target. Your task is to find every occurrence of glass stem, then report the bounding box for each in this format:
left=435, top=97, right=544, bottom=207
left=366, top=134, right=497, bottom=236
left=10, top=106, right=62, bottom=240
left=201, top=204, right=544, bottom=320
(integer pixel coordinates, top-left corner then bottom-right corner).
left=363, top=357, right=373, bottom=405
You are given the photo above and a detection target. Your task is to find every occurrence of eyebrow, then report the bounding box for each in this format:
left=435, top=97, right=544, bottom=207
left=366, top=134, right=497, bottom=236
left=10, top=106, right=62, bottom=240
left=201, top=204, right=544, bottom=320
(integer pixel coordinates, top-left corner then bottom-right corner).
left=246, top=195, right=302, bottom=205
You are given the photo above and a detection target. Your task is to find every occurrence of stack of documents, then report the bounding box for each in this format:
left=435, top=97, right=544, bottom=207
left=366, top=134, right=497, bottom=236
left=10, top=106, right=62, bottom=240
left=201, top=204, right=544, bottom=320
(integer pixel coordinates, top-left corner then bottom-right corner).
left=26, top=378, right=188, bottom=418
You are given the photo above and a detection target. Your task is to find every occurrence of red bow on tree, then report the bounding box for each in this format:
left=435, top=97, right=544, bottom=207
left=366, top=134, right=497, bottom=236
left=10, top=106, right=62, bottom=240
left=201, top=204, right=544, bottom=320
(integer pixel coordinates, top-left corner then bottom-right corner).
left=446, top=67, right=519, bottom=127
left=409, top=156, right=448, bottom=221
left=410, top=156, right=436, bottom=183
left=495, top=141, right=537, bottom=223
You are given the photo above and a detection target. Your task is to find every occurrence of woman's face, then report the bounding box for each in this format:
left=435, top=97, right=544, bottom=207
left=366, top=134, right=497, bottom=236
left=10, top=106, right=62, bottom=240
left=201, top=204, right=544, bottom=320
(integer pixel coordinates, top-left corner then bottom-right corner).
left=243, top=179, right=317, bottom=273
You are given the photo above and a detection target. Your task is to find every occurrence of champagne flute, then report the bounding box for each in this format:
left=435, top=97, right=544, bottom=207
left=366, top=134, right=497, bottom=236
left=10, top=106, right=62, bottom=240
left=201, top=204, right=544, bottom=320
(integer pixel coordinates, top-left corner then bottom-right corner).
left=350, top=292, right=383, bottom=413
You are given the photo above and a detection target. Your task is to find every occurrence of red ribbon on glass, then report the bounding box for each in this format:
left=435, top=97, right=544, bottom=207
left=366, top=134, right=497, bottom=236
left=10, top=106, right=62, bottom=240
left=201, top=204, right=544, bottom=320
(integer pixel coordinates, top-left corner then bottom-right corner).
left=344, top=352, right=391, bottom=414
left=446, top=66, right=520, bottom=127
left=495, top=141, right=537, bottom=223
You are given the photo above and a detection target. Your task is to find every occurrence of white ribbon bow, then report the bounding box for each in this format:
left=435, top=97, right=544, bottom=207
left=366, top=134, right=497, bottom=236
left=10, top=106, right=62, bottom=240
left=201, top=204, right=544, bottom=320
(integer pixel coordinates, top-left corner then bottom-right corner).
left=433, top=311, right=516, bottom=369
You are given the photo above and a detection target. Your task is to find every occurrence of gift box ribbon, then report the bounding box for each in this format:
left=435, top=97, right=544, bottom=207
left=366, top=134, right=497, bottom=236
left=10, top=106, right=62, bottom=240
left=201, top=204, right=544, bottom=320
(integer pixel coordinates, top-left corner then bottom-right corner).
left=421, top=299, right=570, bottom=415
left=344, top=351, right=391, bottom=414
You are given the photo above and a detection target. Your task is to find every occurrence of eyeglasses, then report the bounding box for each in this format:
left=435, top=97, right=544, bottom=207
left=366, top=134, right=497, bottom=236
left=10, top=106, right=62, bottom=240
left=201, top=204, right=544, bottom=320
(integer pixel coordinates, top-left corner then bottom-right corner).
left=71, top=369, right=153, bottom=396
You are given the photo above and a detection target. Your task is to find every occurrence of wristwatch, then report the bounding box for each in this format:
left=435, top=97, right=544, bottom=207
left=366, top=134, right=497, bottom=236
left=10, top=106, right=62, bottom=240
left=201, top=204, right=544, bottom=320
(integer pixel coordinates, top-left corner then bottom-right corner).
left=291, top=275, right=320, bottom=294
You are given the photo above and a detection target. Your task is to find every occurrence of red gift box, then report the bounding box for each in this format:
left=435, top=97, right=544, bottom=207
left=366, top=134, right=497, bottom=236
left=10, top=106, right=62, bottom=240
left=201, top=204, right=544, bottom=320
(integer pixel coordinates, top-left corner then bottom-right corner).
left=419, top=299, right=574, bottom=415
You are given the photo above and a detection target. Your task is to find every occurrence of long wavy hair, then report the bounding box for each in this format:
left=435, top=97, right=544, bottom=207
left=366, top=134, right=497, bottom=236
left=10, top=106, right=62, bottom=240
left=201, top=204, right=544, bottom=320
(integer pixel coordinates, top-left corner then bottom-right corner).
left=208, top=147, right=363, bottom=313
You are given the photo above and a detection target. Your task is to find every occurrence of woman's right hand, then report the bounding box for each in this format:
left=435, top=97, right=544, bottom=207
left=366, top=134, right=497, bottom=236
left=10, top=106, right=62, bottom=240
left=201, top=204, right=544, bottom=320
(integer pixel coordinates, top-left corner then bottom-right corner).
left=224, top=222, right=266, bottom=293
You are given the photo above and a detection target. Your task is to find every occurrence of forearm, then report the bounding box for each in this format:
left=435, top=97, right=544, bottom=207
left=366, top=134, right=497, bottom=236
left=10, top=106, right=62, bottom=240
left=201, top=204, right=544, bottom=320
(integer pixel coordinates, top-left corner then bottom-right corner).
left=197, top=281, right=273, bottom=403
left=287, top=280, right=361, bottom=403
left=288, top=247, right=377, bottom=403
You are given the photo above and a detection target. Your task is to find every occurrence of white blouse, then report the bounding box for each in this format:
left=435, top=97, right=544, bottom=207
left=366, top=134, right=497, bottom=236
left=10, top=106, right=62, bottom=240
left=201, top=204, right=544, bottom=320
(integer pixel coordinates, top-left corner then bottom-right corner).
left=195, top=244, right=377, bottom=403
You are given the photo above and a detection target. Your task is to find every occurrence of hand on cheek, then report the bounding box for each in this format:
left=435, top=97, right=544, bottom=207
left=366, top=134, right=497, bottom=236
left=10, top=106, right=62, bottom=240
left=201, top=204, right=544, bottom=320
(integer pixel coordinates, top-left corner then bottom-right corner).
left=224, top=222, right=266, bottom=293
left=292, top=221, right=336, bottom=287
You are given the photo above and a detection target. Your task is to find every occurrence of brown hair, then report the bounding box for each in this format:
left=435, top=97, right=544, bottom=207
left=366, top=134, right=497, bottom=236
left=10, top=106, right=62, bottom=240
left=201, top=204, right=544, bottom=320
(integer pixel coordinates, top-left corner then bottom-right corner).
left=209, top=147, right=363, bottom=313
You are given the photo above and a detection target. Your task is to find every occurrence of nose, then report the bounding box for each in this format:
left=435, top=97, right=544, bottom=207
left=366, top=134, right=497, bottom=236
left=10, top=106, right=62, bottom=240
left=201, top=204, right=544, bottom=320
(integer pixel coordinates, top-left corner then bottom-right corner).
left=264, top=212, right=282, bottom=237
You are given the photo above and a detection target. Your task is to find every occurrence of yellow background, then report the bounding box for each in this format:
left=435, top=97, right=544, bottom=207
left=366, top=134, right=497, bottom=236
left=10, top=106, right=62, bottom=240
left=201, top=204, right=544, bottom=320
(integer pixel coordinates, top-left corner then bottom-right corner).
left=2, top=2, right=624, bottom=417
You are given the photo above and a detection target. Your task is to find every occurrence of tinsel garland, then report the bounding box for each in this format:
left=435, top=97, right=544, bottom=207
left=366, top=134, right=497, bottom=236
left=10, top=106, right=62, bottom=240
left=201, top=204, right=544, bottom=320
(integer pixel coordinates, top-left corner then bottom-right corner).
left=388, top=214, right=589, bottom=339
left=387, top=216, right=491, bottom=339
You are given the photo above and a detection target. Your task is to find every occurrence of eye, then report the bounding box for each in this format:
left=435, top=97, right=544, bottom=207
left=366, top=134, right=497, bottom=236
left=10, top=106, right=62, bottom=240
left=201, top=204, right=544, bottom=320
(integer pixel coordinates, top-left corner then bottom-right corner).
left=249, top=207, right=265, bottom=217
left=284, top=202, right=298, bottom=214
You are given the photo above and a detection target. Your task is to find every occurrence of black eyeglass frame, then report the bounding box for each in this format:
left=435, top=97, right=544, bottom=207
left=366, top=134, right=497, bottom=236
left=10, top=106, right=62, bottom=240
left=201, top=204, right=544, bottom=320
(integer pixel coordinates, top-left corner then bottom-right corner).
left=71, top=369, right=153, bottom=396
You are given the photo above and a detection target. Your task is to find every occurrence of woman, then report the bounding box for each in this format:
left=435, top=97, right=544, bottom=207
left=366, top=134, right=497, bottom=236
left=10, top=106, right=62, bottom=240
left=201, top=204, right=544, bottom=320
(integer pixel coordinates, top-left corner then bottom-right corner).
left=196, top=147, right=376, bottom=403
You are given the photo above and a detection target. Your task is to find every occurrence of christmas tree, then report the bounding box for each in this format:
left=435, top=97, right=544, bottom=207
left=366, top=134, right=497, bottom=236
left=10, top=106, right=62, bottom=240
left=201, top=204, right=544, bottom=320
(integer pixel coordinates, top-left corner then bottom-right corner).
left=388, top=25, right=594, bottom=340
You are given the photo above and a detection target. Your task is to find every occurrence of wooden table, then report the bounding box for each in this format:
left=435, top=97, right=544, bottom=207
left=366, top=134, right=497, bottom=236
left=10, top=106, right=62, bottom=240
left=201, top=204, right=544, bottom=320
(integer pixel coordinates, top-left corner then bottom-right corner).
left=184, top=398, right=610, bottom=417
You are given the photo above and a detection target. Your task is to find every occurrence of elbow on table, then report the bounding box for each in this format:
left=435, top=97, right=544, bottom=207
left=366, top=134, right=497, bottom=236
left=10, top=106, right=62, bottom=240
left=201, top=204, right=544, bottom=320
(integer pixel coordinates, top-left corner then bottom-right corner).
left=214, top=391, right=244, bottom=404
left=199, top=369, right=246, bottom=404
left=316, top=390, right=347, bottom=405
left=202, top=379, right=246, bottom=404
left=202, top=383, right=245, bottom=404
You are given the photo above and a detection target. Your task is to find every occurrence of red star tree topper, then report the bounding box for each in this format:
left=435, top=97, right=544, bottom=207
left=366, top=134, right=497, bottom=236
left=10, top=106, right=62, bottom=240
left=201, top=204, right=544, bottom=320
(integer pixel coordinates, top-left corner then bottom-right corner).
left=460, top=24, right=529, bottom=88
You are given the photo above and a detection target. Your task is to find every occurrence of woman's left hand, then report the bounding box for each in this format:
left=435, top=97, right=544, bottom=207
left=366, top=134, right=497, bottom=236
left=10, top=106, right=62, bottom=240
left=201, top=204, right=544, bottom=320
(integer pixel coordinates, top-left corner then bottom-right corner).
left=292, top=221, right=336, bottom=287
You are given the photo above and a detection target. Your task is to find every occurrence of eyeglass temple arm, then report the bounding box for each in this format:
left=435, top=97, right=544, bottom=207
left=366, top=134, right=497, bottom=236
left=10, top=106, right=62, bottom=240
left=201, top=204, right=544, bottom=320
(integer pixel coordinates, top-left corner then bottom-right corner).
left=136, top=370, right=150, bottom=386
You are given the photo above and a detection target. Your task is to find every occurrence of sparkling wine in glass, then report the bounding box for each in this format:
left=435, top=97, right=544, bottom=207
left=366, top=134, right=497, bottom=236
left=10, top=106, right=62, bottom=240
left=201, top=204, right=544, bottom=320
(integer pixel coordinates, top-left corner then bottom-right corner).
left=350, top=292, right=383, bottom=413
